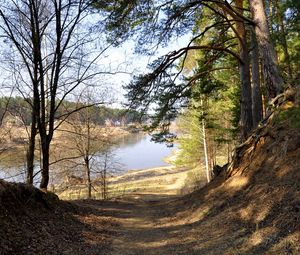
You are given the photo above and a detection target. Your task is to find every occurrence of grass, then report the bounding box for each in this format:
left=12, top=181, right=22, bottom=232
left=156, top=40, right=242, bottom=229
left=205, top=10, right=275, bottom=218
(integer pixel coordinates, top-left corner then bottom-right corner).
left=57, top=166, right=193, bottom=200
left=273, top=106, right=300, bottom=128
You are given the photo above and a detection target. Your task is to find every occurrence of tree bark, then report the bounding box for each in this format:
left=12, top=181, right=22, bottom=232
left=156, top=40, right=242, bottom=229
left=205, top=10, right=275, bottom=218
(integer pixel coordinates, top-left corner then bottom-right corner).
left=201, top=99, right=210, bottom=183
left=251, top=28, right=263, bottom=128
left=26, top=117, right=36, bottom=185
left=236, top=0, right=253, bottom=141
left=249, top=0, right=283, bottom=100
left=40, top=139, right=50, bottom=191
left=85, top=156, right=92, bottom=199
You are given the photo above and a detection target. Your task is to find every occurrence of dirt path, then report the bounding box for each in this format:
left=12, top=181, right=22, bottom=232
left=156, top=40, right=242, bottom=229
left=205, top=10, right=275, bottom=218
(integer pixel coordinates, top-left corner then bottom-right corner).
left=72, top=167, right=192, bottom=255
left=80, top=192, right=190, bottom=255
left=106, top=196, right=177, bottom=255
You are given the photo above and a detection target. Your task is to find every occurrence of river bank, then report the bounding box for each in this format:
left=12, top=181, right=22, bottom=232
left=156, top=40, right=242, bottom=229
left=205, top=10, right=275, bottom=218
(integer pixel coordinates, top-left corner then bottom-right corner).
left=0, top=125, right=132, bottom=182
left=56, top=165, right=192, bottom=200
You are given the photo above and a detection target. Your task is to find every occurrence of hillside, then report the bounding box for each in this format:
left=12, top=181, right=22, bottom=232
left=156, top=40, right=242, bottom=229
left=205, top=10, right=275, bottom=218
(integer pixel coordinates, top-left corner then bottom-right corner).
left=0, top=181, right=115, bottom=255
left=150, top=101, right=300, bottom=254
left=0, top=99, right=300, bottom=254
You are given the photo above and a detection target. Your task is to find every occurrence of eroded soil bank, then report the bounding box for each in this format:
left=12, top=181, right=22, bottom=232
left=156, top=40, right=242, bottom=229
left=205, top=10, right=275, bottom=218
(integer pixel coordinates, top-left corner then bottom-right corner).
left=1, top=103, right=300, bottom=255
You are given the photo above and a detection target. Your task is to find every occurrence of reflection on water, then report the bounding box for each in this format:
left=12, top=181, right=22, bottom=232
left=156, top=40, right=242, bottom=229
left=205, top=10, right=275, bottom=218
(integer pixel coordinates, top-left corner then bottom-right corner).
left=0, top=133, right=175, bottom=183
left=114, top=134, right=174, bottom=170
left=0, top=167, right=26, bottom=182
left=0, top=148, right=27, bottom=183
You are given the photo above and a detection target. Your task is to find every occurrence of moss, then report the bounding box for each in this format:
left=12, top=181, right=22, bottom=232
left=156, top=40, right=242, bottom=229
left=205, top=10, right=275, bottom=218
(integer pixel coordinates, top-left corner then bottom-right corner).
left=273, top=107, right=300, bottom=129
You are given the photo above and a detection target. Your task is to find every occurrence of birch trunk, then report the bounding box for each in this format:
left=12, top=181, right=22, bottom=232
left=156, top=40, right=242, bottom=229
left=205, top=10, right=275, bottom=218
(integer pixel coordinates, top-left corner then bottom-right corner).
left=201, top=98, right=210, bottom=183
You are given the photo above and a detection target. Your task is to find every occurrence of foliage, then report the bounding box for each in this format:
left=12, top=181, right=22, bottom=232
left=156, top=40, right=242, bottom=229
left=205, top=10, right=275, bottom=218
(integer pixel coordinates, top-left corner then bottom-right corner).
left=273, top=106, right=300, bottom=128
left=0, top=97, right=31, bottom=125
left=0, top=97, right=141, bottom=127
left=268, top=0, right=300, bottom=84
left=93, top=0, right=198, bottom=50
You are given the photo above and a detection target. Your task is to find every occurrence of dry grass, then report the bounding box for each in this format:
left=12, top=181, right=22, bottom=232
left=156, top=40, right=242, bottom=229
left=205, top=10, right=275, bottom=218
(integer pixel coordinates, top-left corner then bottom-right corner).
left=57, top=166, right=192, bottom=200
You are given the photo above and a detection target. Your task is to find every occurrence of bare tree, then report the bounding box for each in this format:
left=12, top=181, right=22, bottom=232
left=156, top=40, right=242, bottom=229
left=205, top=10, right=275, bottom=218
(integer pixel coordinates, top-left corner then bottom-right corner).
left=0, top=0, right=111, bottom=190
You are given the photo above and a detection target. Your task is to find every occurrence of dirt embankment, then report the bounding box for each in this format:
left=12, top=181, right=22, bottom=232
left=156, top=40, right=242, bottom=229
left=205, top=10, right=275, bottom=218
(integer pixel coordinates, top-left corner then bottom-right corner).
left=0, top=181, right=116, bottom=255
left=1, top=101, right=300, bottom=255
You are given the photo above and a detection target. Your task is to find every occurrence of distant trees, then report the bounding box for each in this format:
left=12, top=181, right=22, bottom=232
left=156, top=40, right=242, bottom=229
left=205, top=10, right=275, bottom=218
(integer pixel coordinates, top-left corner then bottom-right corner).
left=0, top=97, right=141, bottom=128
left=0, top=95, right=140, bottom=189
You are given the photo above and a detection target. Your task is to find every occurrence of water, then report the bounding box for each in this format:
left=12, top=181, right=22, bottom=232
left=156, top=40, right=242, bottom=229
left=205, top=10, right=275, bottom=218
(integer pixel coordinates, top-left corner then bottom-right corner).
left=114, top=134, right=174, bottom=171
left=0, top=167, right=26, bottom=183
left=0, top=133, right=175, bottom=183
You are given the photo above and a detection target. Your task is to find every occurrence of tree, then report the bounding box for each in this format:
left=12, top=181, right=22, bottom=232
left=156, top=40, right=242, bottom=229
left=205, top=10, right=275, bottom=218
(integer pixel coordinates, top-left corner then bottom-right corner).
left=94, top=0, right=274, bottom=141
left=62, top=93, right=108, bottom=199
left=249, top=0, right=283, bottom=100
left=264, top=0, right=299, bottom=84
left=0, top=0, right=109, bottom=190
left=235, top=0, right=253, bottom=140
left=175, top=49, right=238, bottom=182
left=250, top=28, right=263, bottom=127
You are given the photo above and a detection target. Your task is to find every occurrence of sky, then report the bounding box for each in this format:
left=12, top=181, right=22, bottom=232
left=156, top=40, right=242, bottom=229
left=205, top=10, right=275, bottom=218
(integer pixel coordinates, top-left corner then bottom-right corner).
left=102, top=35, right=192, bottom=108
left=0, top=6, right=192, bottom=109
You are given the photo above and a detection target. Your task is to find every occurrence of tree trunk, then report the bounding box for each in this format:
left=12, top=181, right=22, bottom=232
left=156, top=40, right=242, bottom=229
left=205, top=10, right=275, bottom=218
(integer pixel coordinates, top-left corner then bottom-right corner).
left=39, top=138, right=50, bottom=191
left=26, top=110, right=37, bottom=185
left=251, top=28, right=263, bottom=128
left=201, top=98, right=210, bottom=183
left=236, top=0, right=253, bottom=141
left=85, top=156, right=92, bottom=199
left=102, top=153, right=108, bottom=199
left=26, top=130, right=36, bottom=185
left=202, top=118, right=210, bottom=183
left=249, top=0, right=283, bottom=100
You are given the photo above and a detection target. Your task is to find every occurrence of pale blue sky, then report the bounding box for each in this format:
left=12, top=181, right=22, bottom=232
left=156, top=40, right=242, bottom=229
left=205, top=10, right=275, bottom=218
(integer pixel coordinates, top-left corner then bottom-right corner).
left=104, top=35, right=192, bottom=107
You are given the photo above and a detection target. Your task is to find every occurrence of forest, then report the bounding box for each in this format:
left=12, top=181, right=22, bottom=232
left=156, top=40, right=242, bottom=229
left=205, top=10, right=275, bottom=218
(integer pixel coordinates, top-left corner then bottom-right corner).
left=0, top=0, right=299, bottom=254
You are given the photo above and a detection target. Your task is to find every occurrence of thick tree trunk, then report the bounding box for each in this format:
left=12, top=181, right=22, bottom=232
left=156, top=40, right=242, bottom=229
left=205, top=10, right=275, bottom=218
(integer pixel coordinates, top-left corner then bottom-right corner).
left=251, top=29, right=263, bottom=128
left=239, top=45, right=253, bottom=141
left=236, top=0, right=253, bottom=141
left=249, top=0, right=283, bottom=100
left=39, top=139, right=50, bottom=191
left=26, top=110, right=37, bottom=185
left=26, top=133, right=35, bottom=185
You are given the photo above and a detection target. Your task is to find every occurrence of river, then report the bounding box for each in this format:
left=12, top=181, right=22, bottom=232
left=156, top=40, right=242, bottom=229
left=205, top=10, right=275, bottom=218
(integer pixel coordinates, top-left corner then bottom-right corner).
left=114, top=133, right=174, bottom=170
left=0, top=133, right=175, bottom=183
